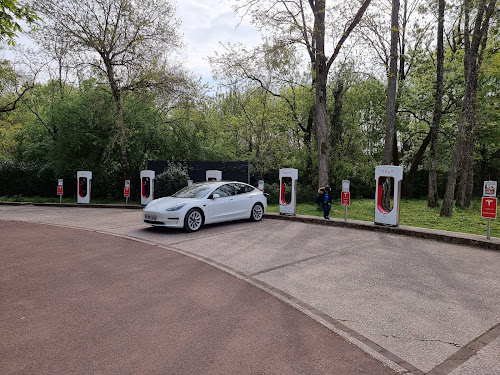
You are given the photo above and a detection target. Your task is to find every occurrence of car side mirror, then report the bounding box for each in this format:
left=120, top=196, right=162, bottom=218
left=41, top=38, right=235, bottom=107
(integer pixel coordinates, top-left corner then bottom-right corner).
left=212, top=193, right=220, bottom=199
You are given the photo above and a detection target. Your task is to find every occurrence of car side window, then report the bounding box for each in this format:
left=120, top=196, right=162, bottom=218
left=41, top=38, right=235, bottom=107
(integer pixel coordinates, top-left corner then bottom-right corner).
left=213, top=184, right=236, bottom=197
left=244, top=185, right=255, bottom=193
left=233, top=183, right=245, bottom=195
left=234, top=183, right=254, bottom=194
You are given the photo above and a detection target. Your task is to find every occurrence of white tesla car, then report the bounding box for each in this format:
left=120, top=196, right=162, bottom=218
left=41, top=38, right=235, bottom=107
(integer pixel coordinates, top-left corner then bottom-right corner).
left=142, top=181, right=267, bottom=232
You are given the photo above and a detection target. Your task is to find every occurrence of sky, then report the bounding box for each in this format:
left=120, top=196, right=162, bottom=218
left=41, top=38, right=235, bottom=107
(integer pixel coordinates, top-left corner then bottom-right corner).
left=175, top=0, right=260, bottom=89
left=1, top=0, right=259, bottom=90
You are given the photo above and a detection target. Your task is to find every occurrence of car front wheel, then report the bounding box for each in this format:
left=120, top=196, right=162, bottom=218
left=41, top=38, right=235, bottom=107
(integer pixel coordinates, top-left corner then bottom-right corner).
left=250, top=203, right=264, bottom=222
left=184, top=208, right=203, bottom=232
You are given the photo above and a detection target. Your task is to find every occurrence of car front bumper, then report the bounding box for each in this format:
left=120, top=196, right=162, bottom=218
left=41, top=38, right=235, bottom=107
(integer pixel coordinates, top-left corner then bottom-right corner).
left=142, top=210, right=184, bottom=228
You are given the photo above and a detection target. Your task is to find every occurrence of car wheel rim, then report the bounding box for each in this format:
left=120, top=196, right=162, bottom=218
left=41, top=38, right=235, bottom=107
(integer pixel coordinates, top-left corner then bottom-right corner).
left=253, top=205, right=263, bottom=220
left=188, top=211, right=202, bottom=230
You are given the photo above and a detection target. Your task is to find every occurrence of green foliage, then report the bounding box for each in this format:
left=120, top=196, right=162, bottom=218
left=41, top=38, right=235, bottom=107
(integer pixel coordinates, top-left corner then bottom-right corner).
left=0, top=158, right=55, bottom=196
left=328, top=74, right=386, bottom=196
left=0, top=0, right=39, bottom=45
left=154, top=162, right=189, bottom=198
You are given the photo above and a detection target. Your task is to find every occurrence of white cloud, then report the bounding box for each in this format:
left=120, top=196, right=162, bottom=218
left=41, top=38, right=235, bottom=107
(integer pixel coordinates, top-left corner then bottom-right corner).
left=175, top=0, right=260, bottom=88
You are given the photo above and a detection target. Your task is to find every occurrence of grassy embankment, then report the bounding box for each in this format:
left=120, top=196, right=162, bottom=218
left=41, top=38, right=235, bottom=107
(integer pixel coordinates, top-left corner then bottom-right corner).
left=267, top=199, right=499, bottom=238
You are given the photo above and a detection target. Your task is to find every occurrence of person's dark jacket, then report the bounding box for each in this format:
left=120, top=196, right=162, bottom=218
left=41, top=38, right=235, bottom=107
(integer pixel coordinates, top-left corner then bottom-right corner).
left=316, top=187, right=332, bottom=205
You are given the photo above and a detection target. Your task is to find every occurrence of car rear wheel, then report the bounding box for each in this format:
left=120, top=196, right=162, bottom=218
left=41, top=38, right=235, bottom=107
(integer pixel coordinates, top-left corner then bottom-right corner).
left=250, top=203, right=264, bottom=222
left=184, top=208, right=203, bottom=232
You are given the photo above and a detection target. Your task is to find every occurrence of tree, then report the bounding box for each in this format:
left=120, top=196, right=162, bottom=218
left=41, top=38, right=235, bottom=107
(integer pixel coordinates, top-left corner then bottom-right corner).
left=232, top=0, right=372, bottom=187
left=0, top=0, right=39, bottom=45
left=428, top=0, right=445, bottom=207
left=382, top=0, right=400, bottom=165
left=34, top=0, right=183, bottom=179
left=440, top=0, right=497, bottom=216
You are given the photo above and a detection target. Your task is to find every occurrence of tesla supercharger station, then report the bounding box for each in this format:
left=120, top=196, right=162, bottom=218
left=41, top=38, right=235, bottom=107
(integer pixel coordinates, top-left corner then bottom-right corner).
left=279, top=168, right=298, bottom=215
left=140, top=170, right=155, bottom=205
left=375, top=165, right=403, bottom=226
left=77, top=171, right=92, bottom=204
left=206, top=170, right=222, bottom=181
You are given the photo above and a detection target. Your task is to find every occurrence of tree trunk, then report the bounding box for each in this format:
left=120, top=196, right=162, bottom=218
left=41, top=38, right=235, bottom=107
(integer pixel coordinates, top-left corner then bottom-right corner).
left=428, top=0, right=445, bottom=208
left=105, top=59, right=130, bottom=180
left=399, top=0, right=407, bottom=81
left=313, top=0, right=330, bottom=188
left=330, top=81, right=344, bottom=151
left=456, top=117, right=476, bottom=207
left=440, top=0, right=496, bottom=216
left=382, top=0, right=400, bottom=165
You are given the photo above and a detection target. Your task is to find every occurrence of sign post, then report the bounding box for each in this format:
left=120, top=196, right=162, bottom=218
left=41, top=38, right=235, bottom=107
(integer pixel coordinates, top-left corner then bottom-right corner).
left=341, top=180, right=350, bottom=221
left=57, top=179, right=63, bottom=203
left=481, top=181, right=497, bottom=240
left=124, top=180, right=131, bottom=205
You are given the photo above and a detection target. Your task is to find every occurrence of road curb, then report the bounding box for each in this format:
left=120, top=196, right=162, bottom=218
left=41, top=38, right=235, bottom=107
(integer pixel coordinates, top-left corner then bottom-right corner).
left=264, top=212, right=500, bottom=251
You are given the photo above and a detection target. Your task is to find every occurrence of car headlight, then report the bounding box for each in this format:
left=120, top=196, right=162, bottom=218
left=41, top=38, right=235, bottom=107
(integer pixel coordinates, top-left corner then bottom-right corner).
left=166, top=203, right=186, bottom=211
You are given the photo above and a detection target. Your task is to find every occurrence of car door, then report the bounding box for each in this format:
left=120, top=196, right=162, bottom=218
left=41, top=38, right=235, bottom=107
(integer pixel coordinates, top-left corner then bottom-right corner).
left=232, top=183, right=255, bottom=219
left=205, top=184, right=238, bottom=223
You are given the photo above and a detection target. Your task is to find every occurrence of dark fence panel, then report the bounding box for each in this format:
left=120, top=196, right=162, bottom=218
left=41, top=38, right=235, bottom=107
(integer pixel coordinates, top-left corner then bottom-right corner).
left=147, top=161, right=249, bottom=184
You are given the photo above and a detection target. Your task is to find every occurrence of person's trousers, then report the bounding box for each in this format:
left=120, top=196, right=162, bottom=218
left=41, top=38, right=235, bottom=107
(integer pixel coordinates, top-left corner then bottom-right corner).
left=322, top=202, right=331, bottom=218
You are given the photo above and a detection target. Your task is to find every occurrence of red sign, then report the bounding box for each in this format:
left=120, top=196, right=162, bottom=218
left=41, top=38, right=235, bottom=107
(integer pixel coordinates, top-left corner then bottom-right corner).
left=124, top=187, right=130, bottom=198
left=481, top=197, right=497, bottom=219
left=57, top=186, right=63, bottom=195
left=341, top=191, right=350, bottom=206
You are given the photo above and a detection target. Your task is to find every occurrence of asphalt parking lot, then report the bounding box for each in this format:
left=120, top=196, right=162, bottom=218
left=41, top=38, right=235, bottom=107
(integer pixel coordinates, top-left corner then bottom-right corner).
left=1, top=204, right=499, bottom=375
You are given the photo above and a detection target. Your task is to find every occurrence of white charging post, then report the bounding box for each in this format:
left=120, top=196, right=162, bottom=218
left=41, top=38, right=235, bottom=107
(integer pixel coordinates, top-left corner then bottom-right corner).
left=77, top=171, right=92, bottom=204
left=341, top=180, right=350, bottom=221
left=124, top=180, right=130, bottom=205
left=481, top=181, right=497, bottom=240
left=57, top=179, right=63, bottom=203
left=140, top=170, right=155, bottom=205
left=375, top=166, right=403, bottom=226
left=206, top=170, right=222, bottom=181
left=279, top=168, right=298, bottom=215
left=258, top=180, right=264, bottom=192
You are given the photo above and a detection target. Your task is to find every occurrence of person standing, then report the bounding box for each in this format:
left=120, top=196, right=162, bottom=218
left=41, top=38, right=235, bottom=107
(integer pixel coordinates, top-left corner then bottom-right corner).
left=317, top=186, right=332, bottom=220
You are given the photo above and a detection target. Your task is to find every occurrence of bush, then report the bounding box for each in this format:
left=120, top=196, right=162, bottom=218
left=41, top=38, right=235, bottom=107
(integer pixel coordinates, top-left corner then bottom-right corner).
left=155, top=162, right=190, bottom=198
left=0, top=159, right=56, bottom=197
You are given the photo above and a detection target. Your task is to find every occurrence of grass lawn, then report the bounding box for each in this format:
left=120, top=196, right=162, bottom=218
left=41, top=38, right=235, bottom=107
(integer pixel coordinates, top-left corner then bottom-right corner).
left=267, top=198, right=499, bottom=238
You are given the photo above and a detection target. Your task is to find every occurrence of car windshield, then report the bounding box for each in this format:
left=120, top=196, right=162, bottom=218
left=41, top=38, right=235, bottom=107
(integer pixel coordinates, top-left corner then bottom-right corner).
left=172, top=183, right=215, bottom=199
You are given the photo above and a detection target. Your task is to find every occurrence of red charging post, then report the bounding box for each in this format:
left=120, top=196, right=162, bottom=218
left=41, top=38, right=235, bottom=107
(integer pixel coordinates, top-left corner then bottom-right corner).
left=341, top=180, right=350, bottom=221
left=57, top=179, right=63, bottom=203
left=124, top=180, right=131, bottom=205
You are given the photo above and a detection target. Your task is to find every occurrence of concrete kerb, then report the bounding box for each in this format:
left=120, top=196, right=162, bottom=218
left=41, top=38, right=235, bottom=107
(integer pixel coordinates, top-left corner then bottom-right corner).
left=1, top=201, right=499, bottom=251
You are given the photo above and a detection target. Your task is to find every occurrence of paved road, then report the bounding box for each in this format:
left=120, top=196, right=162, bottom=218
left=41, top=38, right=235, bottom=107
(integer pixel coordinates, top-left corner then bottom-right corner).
left=1, top=205, right=499, bottom=375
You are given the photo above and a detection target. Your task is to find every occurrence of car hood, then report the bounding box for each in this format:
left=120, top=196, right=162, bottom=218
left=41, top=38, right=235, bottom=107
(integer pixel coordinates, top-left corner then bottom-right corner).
left=145, top=196, right=195, bottom=210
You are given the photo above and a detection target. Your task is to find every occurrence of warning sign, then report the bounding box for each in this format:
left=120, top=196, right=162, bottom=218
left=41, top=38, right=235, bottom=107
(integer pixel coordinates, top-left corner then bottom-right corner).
left=481, top=197, right=497, bottom=219
left=341, top=191, right=350, bottom=206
